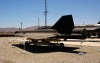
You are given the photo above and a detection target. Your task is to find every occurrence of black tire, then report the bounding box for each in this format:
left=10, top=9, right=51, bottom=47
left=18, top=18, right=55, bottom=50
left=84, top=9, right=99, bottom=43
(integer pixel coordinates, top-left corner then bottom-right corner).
left=64, top=39, right=67, bottom=41
left=25, top=42, right=30, bottom=46
left=60, top=43, right=64, bottom=48
left=49, top=43, right=56, bottom=49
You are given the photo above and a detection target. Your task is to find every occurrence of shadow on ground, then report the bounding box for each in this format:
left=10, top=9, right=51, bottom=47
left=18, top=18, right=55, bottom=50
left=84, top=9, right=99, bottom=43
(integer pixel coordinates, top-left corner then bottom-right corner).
left=12, top=44, right=86, bottom=54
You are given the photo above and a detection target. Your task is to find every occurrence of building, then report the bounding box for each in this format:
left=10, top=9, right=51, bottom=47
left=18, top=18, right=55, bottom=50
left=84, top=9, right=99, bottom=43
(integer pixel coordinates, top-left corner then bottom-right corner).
left=76, top=24, right=100, bottom=38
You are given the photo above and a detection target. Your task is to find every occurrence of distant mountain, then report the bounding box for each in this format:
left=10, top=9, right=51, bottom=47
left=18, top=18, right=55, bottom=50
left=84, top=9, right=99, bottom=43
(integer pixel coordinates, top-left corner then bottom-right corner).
left=0, top=26, right=38, bottom=32
left=0, top=28, right=19, bottom=32
left=22, top=26, right=38, bottom=31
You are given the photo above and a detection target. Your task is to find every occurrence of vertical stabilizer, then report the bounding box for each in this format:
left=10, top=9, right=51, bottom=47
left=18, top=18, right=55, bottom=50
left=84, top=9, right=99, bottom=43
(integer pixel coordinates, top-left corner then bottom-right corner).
left=52, top=15, right=75, bottom=34
left=98, top=21, right=100, bottom=24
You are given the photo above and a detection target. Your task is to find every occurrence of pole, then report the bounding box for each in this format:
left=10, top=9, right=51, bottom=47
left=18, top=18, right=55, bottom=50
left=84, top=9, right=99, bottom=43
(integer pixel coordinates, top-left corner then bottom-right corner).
left=44, top=0, right=48, bottom=27
left=21, top=22, right=22, bottom=30
left=38, top=17, right=40, bottom=28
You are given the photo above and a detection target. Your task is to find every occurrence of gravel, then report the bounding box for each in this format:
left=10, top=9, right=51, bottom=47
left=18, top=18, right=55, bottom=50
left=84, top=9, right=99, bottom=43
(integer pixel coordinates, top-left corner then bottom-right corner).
left=0, top=37, right=100, bottom=63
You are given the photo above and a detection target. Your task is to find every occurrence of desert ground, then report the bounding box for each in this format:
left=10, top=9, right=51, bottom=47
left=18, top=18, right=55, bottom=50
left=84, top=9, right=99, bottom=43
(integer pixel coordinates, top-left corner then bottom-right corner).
left=0, top=37, right=100, bottom=63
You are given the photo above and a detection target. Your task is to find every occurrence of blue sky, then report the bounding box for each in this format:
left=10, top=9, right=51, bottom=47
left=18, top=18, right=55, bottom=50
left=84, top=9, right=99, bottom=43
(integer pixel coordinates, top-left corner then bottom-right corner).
left=0, top=0, right=100, bottom=28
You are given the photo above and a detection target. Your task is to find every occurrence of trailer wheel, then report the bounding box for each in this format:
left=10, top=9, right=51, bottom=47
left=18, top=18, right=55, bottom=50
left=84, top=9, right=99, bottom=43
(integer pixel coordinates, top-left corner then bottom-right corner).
left=60, top=43, right=64, bottom=48
left=49, top=43, right=56, bottom=49
left=64, top=39, right=67, bottom=41
left=25, top=41, right=30, bottom=46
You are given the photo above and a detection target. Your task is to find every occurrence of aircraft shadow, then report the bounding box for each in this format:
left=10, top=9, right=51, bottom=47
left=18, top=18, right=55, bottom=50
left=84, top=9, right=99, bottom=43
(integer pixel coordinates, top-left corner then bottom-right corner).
left=12, top=44, right=85, bottom=54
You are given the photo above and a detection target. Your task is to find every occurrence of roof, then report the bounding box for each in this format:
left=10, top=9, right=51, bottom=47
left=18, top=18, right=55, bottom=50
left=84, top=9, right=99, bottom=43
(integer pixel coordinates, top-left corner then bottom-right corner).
left=75, top=26, right=100, bottom=31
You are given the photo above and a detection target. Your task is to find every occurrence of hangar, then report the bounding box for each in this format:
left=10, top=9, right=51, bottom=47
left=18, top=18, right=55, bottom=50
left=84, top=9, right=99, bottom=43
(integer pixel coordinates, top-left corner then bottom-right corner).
left=75, top=24, right=100, bottom=38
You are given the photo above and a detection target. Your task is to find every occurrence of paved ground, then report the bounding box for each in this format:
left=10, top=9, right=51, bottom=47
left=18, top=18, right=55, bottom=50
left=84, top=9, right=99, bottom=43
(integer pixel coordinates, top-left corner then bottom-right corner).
left=0, top=37, right=100, bottom=63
